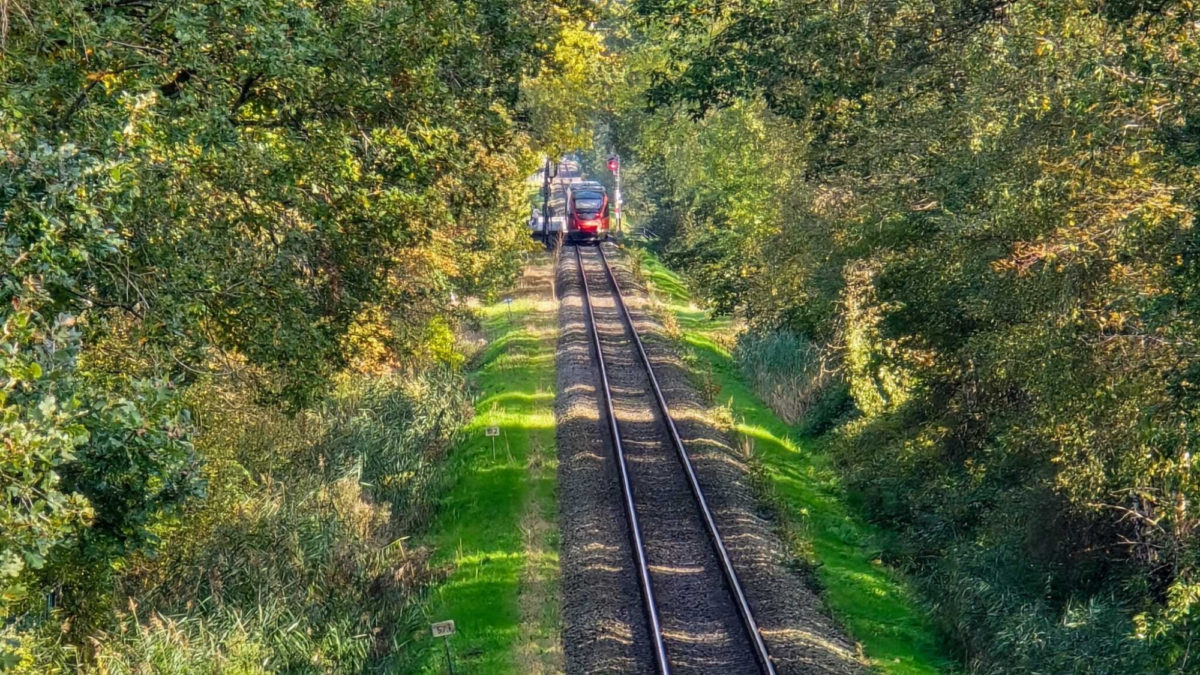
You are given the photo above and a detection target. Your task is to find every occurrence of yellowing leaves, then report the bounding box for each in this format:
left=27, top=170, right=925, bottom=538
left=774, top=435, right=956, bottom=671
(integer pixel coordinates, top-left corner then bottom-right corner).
left=85, top=71, right=122, bottom=92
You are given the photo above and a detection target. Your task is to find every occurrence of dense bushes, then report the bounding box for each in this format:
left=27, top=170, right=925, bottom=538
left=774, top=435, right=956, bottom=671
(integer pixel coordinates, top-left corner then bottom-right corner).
left=4, top=369, right=471, bottom=673
left=614, top=0, right=1200, bottom=671
left=733, top=331, right=848, bottom=434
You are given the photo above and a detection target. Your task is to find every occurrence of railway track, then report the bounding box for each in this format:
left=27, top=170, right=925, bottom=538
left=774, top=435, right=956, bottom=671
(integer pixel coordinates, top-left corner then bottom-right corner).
left=573, top=243, right=777, bottom=675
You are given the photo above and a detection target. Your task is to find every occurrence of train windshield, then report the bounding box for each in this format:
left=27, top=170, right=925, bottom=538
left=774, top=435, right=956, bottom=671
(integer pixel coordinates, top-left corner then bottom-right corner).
left=573, top=192, right=605, bottom=214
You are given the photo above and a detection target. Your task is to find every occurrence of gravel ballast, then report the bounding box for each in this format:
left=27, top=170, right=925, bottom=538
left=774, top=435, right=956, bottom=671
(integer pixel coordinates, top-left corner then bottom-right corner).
left=557, top=242, right=866, bottom=675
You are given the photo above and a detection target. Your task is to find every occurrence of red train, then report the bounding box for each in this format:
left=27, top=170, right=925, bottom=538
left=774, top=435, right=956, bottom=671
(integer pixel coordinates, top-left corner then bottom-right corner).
left=567, top=181, right=610, bottom=243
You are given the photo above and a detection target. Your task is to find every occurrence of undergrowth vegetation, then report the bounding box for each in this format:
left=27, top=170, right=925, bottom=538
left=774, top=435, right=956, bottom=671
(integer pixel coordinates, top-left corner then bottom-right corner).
left=733, top=331, right=849, bottom=434
left=8, top=370, right=472, bottom=673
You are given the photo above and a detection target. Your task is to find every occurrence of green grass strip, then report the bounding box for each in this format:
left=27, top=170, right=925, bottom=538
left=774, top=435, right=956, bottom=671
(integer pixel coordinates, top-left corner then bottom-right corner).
left=414, top=267, right=561, bottom=675
left=631, top=247, right=958, bottom=675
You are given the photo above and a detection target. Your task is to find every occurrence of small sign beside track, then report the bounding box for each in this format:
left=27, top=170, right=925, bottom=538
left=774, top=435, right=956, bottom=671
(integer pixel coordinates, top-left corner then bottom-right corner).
left=485, top=426, right=500, bottom=437
left=431, top=620, right=457, bottom=673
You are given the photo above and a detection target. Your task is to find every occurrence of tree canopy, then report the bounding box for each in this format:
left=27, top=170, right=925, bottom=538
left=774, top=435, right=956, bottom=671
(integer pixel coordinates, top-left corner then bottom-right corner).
left=614, top=0, right=1200, bottom=671
left=1, top=0, right=591, bottom=642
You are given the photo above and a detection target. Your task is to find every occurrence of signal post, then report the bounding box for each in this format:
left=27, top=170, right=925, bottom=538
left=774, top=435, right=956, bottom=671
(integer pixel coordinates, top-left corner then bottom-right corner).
left=608, top=154, right=622, bottom=236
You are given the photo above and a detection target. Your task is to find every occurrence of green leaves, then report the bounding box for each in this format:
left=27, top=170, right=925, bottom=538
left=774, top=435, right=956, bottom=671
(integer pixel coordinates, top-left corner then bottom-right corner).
left=0, top=0, right=593, bottom=657
left=0, top=308, right=93, bottom=609
left=620, top=1, right=1200, bottom=672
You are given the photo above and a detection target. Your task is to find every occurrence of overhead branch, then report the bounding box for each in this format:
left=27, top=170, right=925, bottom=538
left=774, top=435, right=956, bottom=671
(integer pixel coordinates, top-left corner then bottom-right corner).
left=229, top=72, right=264, bottom=119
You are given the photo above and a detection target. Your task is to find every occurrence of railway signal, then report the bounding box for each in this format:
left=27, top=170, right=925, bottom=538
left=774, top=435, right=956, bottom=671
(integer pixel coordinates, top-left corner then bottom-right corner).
left=608, top=154, right=623, bottom=235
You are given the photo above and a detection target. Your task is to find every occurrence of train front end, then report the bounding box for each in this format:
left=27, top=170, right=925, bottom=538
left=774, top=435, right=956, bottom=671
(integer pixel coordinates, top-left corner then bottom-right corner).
left=568, top=187, right=610, bottom=243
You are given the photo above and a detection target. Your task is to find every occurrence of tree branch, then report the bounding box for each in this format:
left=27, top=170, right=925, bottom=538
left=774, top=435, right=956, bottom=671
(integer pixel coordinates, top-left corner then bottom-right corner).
left=229, top=72, right=263, bottom=119
left=59, top=80, right=100, bottom=128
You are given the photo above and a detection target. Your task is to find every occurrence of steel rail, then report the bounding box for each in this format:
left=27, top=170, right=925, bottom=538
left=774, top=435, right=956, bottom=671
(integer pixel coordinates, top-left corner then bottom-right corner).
left=574, top=244, right=672, bottom=675
left=592, top=244, right=779, bottom=675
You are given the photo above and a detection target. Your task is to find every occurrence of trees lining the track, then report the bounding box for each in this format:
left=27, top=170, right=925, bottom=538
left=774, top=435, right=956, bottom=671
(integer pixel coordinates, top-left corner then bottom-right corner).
left=0, top=0, right=594, bottom=665
left=613, top=1, right=1200, bottom=671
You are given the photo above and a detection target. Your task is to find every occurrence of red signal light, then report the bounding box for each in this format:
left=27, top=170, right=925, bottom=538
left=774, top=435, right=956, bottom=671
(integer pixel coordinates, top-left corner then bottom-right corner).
left=608, top=157, right=619, bottom=173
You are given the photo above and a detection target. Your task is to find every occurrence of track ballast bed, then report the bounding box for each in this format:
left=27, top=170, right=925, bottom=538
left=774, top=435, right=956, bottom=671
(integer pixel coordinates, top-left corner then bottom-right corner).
left=573, top=243, right=778, bottom=675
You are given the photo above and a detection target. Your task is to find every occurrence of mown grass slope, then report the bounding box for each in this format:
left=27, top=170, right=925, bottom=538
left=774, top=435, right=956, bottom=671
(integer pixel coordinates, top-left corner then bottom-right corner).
left=631, top=247, right=957, bottom=675
left=412, top=260, right=561, bottom=674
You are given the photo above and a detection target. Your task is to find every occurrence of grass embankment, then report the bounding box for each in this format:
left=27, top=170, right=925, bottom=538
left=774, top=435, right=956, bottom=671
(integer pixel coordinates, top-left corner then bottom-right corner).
left=412, top=260, right=561, bottom=674
left=629, top=247, right=957, bottom=675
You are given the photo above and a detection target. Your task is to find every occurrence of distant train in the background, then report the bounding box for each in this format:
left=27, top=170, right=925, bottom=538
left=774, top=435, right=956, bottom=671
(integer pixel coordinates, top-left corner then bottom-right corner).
left=528, top=157, right=611, bottom=244
left=566, top=180, right=610, bottom=243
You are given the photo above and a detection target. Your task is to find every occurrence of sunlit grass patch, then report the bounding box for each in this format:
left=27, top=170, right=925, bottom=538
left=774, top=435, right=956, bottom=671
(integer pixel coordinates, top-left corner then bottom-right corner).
left=684, top=332, right=732, bottom=359
left=410, top=258, right=561, bottom=674
left=632, top=246, right=957, bottom=675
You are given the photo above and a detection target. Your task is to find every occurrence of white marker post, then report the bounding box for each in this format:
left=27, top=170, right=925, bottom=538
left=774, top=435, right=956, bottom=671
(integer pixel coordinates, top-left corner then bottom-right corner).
left=431, top=620, right=456, bottom=674
left=486, top=425, right=500, bottom=459
left=503, top=297, right=514, bottom=323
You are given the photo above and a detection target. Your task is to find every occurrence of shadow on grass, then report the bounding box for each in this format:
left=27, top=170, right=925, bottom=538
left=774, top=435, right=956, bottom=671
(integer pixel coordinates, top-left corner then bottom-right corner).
left=476, top=331, right=548, bottom=370
left=640, top=250, right=959, bottom=675
left=410, top=261, right=560, bottom=675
